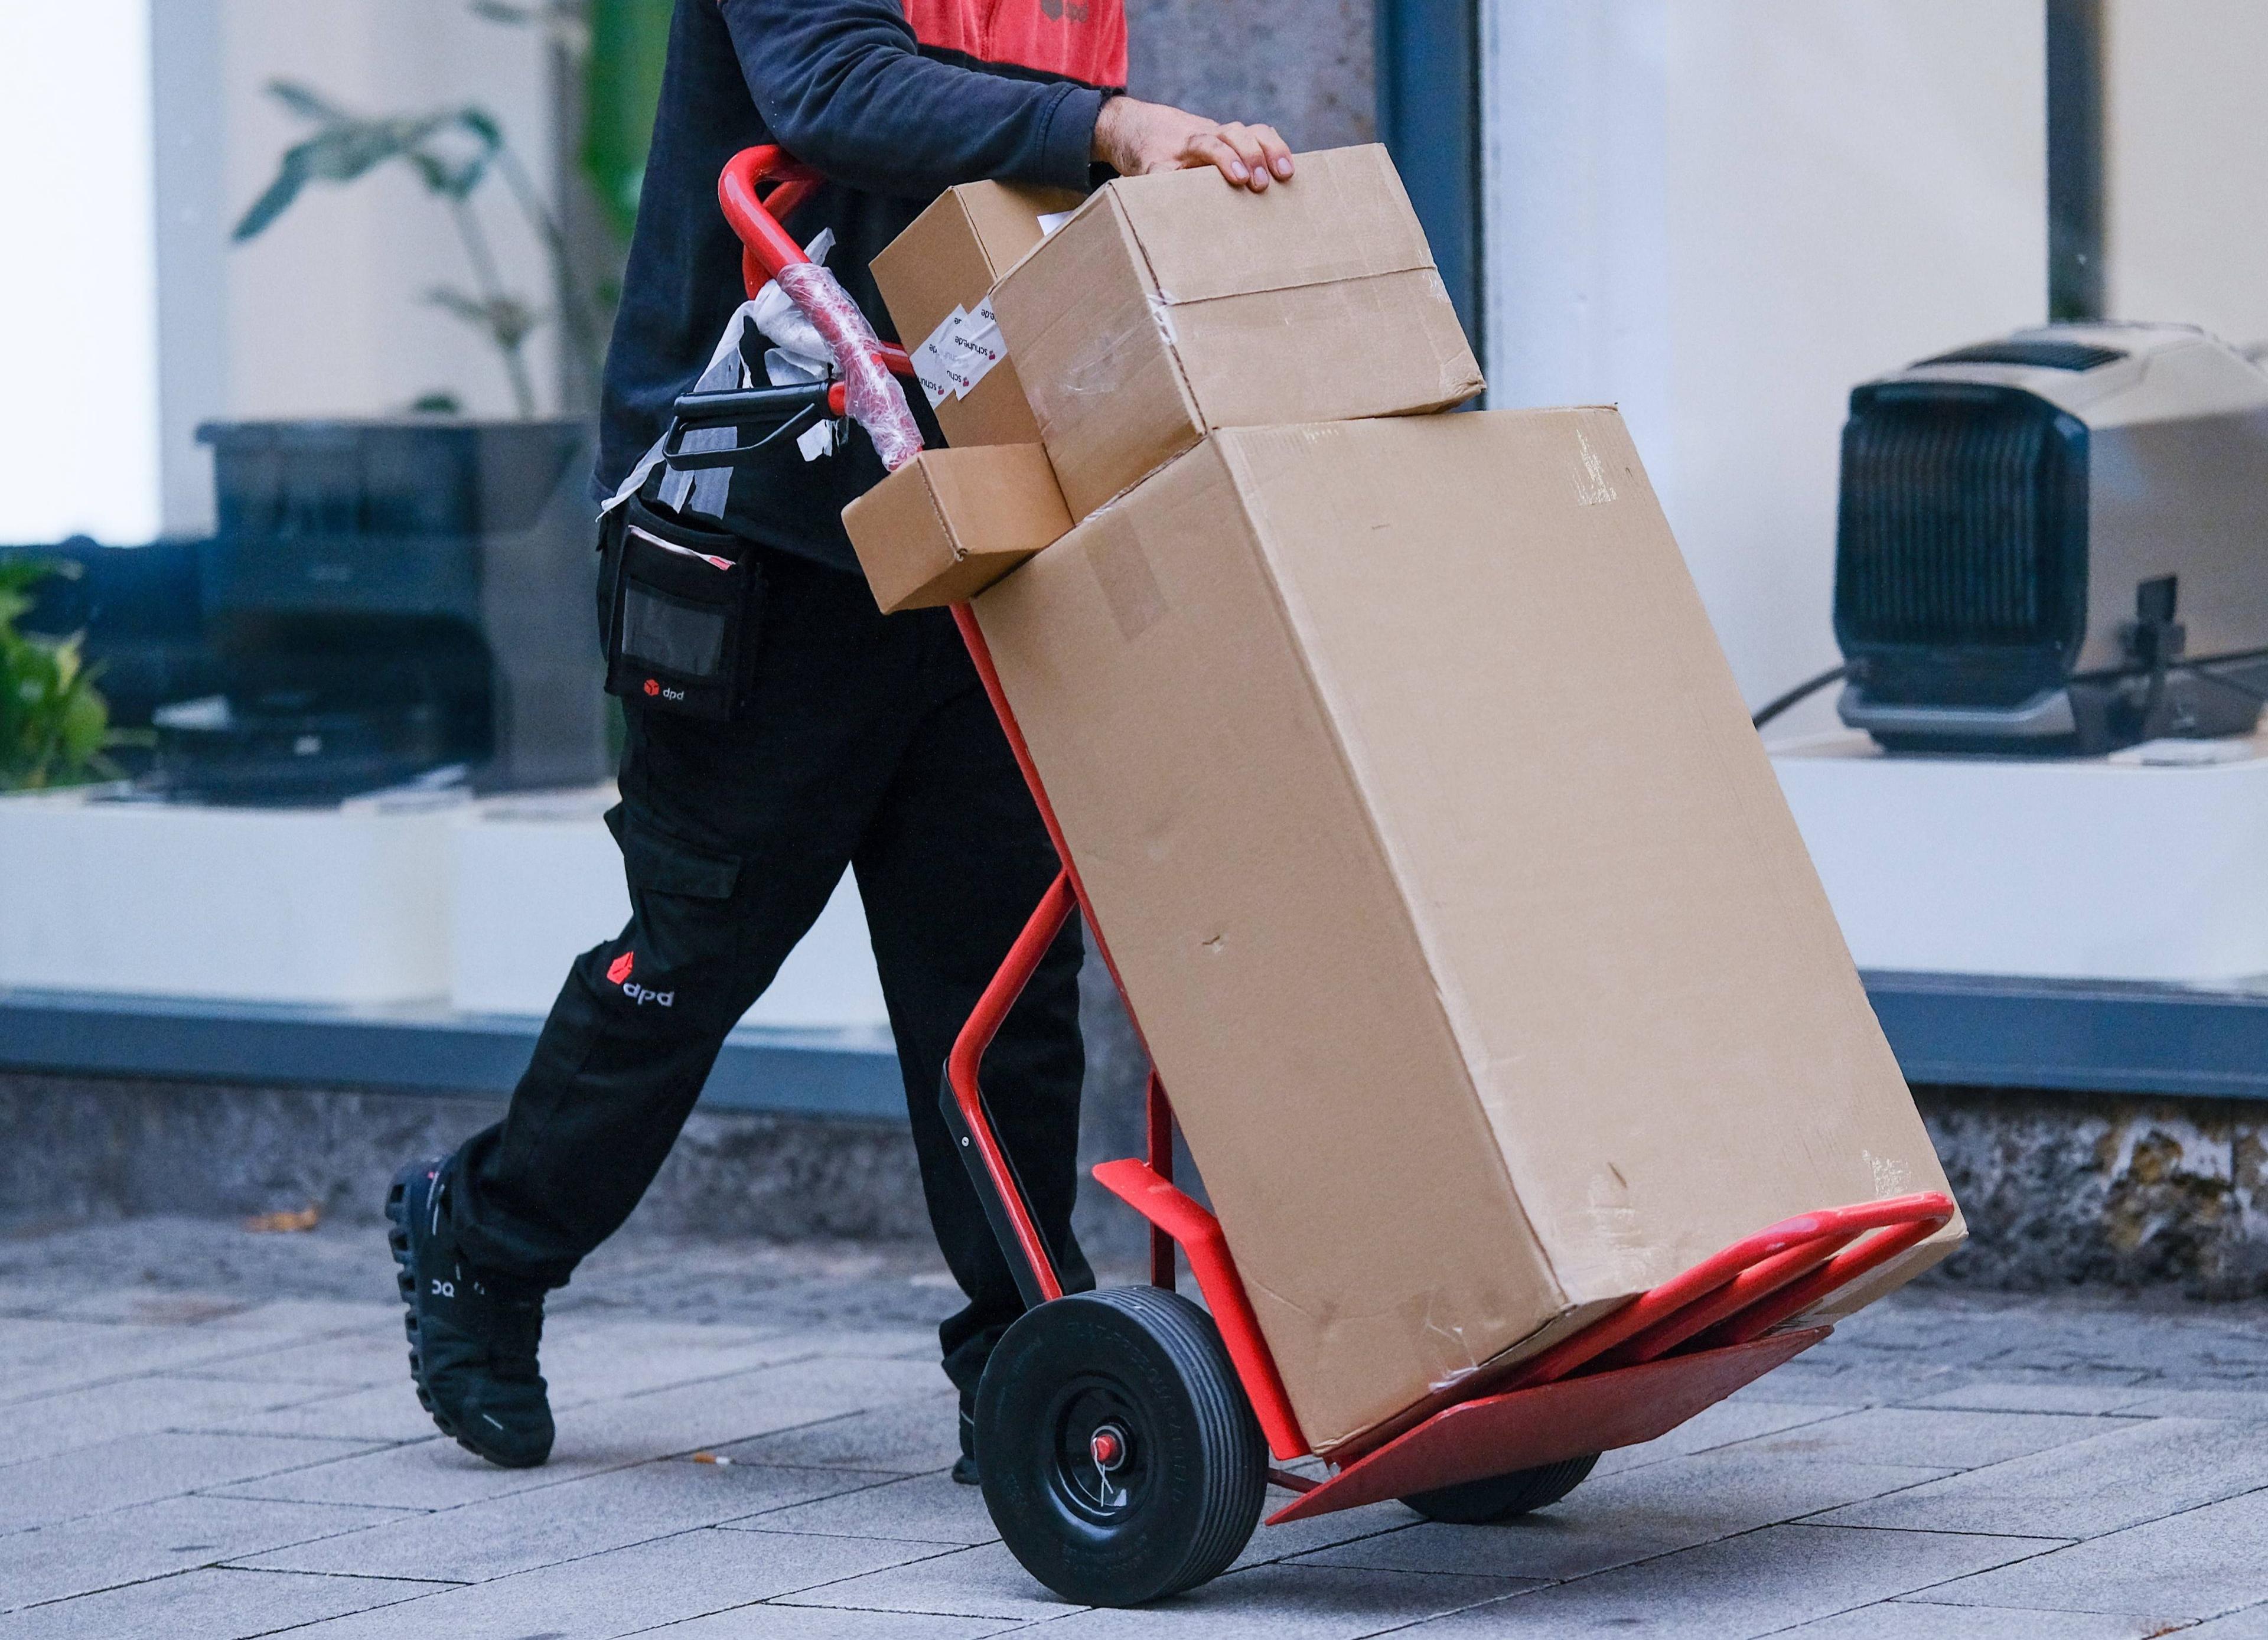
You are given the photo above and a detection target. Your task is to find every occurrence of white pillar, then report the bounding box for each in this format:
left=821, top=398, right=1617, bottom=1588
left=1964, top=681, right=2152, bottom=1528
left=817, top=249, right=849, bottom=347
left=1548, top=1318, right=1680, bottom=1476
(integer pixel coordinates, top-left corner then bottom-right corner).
left=1481, top=1, right=2047, bottom=733
left=0, top=2, right=164, bottom=543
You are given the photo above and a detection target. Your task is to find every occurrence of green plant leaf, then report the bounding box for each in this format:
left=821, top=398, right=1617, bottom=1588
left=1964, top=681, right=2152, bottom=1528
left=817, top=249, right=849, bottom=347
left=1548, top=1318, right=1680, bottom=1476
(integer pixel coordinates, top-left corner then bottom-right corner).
left=267, top=78, right=354, bottom=124
left=57, top=671, right=109, bottom=766
left=0, top=560, right=118, bottom=790
left=426, top=285, right=540, bottom=350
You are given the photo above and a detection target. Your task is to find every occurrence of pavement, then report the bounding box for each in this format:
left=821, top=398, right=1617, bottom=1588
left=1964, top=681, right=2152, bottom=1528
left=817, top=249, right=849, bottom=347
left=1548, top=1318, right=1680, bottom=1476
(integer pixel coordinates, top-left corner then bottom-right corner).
left=3, top=1215, right=2267, bottom=1638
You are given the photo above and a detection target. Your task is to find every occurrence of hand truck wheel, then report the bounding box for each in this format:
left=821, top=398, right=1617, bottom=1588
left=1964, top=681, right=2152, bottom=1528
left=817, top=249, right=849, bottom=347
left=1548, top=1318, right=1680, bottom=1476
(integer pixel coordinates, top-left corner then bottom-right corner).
left=1400, top=1452, right=1600, bottom=1524
left=975, top=1286, right=1266, bottom=1606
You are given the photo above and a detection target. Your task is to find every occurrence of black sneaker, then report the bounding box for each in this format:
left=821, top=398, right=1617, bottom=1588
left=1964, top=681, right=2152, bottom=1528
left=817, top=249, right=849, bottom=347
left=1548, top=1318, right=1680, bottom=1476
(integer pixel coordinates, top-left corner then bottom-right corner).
left=386, top=1154, right=554, bottom=1468
left=953, top=1399, right=979, bottom=1485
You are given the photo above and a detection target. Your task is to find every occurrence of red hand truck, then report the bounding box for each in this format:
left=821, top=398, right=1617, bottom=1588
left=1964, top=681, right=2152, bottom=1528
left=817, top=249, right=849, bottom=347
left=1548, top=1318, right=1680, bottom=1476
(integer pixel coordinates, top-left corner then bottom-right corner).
left=690, top=146, right=1956, bottom=1609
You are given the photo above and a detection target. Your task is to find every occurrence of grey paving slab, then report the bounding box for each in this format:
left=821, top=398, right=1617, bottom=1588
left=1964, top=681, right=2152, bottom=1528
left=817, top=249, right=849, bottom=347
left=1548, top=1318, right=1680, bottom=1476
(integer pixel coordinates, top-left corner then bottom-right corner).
left=2186, top=1603, right=2268, bottom=1638
left=646, top=1607, right=1021, bottom=1638
left=771, top=1540, right=1074, bottom=1622
left=1593, top=1398, right=1858, bottom=1478
left=1916, top=1485, right=2268, bottom=1620
left=267, top=1525, right=944, bottom=1638
left=563, top=1355, right=948, bottom=1466
left=1296, top=1449, right=1954, bottom=1584
left=22, top=1293, right=378, bottom=1333
left=1781, top=1600, right=2176, bottom=1638
left=788, top=1328, right=949, bottom=1361
left=168, top=1328, right=413, bottom=1389
left=1710, top=1406, right=2114, bottom=1470
left=713, top=1391, right=964, bottom=1475
left=2114, top=1388, right=2268, bottom=1421
left=0, top=1374, right=343, bottom=1469
left=1226, top=1499, right=1415, bottom=1571
left=3, top=1292, right=254, bottom=1326
left=0, top=1567, right=436, bottom=1639
left=1901, top=1383, right=2162, bottom=1416
left=737, top=1470, right=999, bottom=1545
left=0, top=1430, right=385, bottom=1534
left=1018, top=1562, right=1533, bottom=1637
left=192, top=1381, right=442, bottom=1444
left=1814, top=1416, right=2268, bottom=1537
left=206, top=1432, right=637, bottom=1511
left=1389, top=1523, right=2062, bottom=1638
left=239, top=1458, right=887, bottom=1582
left=0, top=1494, right=406, bottom=1612
left=0, top=1317, right=326, bottom=1404
left=540, top=1321, right=814, bottom=1408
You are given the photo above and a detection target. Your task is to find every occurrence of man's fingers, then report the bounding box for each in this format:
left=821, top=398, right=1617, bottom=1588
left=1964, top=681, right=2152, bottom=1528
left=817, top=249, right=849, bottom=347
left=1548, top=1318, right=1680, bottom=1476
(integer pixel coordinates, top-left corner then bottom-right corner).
left=1250, top=123, right=1295, bottom=180
left=1214, top=123, right=1273, bottom=190
left=1181, top=131, right=1250, bottom=185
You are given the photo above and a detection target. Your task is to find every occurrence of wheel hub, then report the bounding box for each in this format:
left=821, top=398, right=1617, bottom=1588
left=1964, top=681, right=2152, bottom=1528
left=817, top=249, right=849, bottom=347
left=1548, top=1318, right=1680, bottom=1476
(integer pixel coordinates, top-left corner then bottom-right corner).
left=1049, top=1386, right=1144, bottom=1520
left=1089, top=1425, right=1128, bottom=1470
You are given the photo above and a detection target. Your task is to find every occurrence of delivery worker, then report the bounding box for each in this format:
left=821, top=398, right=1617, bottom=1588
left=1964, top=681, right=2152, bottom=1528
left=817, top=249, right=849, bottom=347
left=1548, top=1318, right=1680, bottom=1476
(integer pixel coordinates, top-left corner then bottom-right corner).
left=386, top=0, right=1293, bottom=1476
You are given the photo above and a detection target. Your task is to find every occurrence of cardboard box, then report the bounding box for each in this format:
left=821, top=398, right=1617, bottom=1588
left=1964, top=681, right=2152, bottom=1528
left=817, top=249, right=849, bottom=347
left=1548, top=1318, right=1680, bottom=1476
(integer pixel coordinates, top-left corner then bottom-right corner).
left=871, top=181, right=1083, bottom=449
left=843, top=444, right=1071, bottom=613
left=989, top=145, right=1485, bottom=520
left=973, top=409, right=1961, bottom=1454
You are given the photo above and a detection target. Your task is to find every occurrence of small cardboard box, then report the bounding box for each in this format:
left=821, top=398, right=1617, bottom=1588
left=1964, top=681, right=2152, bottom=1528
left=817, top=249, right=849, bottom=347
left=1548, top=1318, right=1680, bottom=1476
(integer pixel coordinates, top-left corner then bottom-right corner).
left=871, top=181, right=1083, bottom=449
left=972, top=409, right=1960, bottom=1454
left=989, top=144, right=1485, bottom=520
left=843, top=444, right=1071, bottom=613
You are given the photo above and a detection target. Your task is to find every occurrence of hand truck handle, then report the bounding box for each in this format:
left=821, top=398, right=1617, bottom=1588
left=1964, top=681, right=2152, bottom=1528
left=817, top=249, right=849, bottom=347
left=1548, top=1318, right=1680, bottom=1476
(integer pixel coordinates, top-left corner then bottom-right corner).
left=659, top=380, right=849, bottom=470
left=719, top=145, right=822, bottom=285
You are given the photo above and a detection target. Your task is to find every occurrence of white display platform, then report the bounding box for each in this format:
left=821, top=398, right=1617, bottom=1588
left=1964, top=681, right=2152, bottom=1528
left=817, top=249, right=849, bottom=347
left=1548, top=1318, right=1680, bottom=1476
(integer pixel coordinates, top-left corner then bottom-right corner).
left=448, top=785, right=889, bottom=1029
left=0, top=785, right=458, bottom=1005
left=1770, top=731, right=2268, bottom=983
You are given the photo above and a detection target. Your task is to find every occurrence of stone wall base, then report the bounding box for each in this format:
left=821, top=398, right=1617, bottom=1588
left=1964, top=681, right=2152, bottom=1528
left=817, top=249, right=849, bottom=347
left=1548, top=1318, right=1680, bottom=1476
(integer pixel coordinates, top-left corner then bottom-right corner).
left=1917, top=1085, right=2268, bottom=1298
left=8, top=1063, right=2264, bottom=1296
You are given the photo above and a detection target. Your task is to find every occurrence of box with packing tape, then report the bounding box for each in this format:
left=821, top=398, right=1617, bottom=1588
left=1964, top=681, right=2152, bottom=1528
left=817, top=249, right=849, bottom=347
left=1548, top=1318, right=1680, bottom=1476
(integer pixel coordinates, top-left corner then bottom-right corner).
left=871, top=180, right=1083, bottom=449
left=847, top=144, right=1485, bottom=612
left=989, top=144, right=1485, bottom=519
left=842, top=444, right=1071, bottom=614
left=966, top=409, right=1963, bottom=1455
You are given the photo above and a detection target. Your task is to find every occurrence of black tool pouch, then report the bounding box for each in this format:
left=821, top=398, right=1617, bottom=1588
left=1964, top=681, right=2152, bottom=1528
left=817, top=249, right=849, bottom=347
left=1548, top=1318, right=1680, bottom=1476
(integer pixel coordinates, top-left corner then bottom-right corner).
left=599, top=496, right=765, bottom=722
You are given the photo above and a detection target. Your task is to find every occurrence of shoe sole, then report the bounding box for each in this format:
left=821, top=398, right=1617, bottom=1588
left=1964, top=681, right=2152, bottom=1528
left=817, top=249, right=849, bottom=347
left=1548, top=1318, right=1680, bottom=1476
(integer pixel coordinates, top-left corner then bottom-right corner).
left=386, top=1159, right=545, bottom=1469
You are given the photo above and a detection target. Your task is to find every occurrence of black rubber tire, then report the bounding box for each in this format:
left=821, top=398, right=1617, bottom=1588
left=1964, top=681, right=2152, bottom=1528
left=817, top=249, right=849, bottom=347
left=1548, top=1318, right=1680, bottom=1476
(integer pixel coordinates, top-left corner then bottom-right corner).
left=1401, top=1452, right=1599, bottom=1524
left=976, top=1287, right=1266, bottom=1607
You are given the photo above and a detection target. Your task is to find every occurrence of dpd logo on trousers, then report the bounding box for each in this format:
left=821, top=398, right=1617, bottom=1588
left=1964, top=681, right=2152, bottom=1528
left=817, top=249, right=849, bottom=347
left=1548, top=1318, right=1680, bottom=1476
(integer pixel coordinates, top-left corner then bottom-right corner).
left=608, top=952, right=674, bottom=1007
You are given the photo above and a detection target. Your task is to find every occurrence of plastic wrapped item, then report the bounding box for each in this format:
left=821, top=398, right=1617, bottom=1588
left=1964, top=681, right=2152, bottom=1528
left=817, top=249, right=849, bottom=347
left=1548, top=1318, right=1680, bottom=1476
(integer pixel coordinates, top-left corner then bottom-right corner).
left=777, top=260, right=923, bottom=472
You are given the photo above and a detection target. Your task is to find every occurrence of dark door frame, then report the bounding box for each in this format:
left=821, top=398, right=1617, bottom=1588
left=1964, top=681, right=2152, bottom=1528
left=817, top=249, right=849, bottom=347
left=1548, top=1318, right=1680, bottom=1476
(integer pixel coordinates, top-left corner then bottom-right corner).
left=1375, top=0, right=1484, bottom=358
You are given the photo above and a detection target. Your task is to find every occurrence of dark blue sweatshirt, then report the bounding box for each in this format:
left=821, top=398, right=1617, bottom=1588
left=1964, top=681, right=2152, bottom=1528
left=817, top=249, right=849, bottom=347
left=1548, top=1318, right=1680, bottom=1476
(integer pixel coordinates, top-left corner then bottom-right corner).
left=596, top=0, right=1126, bottom=574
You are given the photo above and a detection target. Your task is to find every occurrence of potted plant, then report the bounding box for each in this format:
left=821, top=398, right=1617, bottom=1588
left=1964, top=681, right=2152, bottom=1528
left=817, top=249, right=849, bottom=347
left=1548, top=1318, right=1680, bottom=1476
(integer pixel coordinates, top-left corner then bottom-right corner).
left=0, top=559, right=125, bottom=791
left=193, top=1, right=672, bottom=797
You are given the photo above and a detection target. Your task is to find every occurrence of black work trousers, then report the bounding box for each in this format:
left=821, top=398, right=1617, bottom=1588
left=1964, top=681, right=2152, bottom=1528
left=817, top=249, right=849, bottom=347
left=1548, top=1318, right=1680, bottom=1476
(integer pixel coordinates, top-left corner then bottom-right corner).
left=451, top=546, right=1091, bottom=1398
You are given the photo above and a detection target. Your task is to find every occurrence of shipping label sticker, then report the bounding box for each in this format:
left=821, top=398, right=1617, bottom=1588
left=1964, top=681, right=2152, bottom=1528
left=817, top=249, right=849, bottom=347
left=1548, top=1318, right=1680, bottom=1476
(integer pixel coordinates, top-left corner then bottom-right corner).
left=943, top=297, right=1008, bottom=394
left=911, top=305, right=973, bottom=407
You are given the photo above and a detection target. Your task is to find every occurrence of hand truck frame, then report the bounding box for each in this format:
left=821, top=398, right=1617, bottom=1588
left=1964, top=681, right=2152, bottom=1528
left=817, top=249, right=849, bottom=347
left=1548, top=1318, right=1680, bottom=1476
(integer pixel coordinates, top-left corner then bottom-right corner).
left=695, top=144, right=1954, bottom=1607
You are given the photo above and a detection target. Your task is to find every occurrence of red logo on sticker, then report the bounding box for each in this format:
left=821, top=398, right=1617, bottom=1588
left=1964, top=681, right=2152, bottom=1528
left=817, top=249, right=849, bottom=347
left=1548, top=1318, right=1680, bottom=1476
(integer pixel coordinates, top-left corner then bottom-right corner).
left=643, top=679, right=660, bottom=697
left=607, top=951, right=634, bottom=984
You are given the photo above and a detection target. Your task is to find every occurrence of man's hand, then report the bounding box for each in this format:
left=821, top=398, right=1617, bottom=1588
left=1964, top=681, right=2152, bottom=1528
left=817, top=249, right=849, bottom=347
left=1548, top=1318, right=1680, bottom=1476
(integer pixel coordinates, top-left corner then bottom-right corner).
left=1091, top=96, right=1295, bottom=191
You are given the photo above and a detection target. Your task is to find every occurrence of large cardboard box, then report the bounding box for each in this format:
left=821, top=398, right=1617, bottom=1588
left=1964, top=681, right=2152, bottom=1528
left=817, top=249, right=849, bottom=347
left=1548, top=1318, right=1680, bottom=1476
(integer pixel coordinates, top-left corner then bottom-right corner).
left=871, top=181, right=1083, bottom=449
left=842, top=445, right=1071, bottom=612
left=990, top=145, right=1485, bottom=520
left=973, top=409, right=1961, bottom=1455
